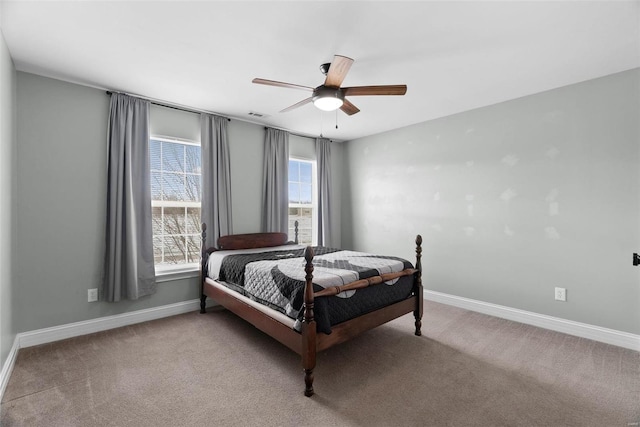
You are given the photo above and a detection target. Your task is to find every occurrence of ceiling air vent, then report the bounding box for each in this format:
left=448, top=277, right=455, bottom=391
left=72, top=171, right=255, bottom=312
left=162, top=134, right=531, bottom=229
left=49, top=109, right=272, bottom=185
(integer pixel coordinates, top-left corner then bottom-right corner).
left=248, top=111, right=269, bottom=118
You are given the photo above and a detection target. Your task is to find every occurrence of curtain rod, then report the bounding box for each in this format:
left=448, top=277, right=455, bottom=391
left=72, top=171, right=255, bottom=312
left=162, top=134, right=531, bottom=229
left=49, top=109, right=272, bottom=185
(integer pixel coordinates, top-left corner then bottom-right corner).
left=105, top=91, right=230, bottom=121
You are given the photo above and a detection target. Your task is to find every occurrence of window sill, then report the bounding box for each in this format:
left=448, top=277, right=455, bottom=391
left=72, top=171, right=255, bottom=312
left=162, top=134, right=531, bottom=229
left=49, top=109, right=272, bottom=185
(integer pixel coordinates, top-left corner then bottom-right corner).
left=155, top=266, right=200, bottom=283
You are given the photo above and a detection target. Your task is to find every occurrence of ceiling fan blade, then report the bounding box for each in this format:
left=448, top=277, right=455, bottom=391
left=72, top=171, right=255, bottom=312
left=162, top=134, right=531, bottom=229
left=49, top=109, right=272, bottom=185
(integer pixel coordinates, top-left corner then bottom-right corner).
left=342, top=85, right=407, bottom=96
left=340, top=99, right=360, bottom=116
left=324, top=55, right=354, bottom=88
left=280, top=97, right=313, bottom=113
left=252, top=78, right=314, bottom=92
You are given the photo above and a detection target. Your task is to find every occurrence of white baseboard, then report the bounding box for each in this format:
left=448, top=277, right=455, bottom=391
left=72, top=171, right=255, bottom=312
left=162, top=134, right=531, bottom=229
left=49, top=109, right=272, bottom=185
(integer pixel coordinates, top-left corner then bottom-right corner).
left=425, top=290, right=640, bottom=351
left=0, top=335, right=19, bottom=402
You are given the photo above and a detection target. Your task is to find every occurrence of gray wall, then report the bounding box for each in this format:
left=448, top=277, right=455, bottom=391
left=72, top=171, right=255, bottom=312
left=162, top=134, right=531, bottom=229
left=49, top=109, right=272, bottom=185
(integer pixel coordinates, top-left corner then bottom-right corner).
left=0, top=24, right=17, bottom=369
left=342, top=69, right=640, bottom=335
left=14, top=72, right=342, bottom=333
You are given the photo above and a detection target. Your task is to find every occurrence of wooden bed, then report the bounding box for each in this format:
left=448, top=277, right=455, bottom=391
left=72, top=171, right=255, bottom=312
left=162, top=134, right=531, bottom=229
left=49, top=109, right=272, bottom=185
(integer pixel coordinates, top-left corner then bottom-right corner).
left=199, top=223, right=423, bottom=396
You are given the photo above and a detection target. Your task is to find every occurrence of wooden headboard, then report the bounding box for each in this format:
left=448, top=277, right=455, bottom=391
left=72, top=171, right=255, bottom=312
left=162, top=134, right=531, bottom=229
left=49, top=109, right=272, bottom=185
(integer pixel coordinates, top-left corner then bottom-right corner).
left=217, top=232, right=290, bottom=250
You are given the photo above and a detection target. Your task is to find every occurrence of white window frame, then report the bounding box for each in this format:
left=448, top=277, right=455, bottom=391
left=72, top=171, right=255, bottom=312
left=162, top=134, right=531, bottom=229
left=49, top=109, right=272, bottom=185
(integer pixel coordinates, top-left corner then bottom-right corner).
left=150, top=135, right=202, bottom=277
left=288, top=157, right=318, bottom=246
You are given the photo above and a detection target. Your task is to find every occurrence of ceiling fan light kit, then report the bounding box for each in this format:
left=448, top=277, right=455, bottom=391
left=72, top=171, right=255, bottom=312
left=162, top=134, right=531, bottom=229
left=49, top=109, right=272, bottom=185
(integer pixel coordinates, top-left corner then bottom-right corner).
left=312, top=87, right=344, bottom=111
left=252, top=54, right=407, bottom=116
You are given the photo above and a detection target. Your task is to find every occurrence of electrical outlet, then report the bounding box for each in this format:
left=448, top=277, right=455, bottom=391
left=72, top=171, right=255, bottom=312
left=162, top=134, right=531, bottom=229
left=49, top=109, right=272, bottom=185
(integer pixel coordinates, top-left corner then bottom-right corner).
left=88, top=288, right=98, bottom=302
left=554, top=287, right=566, bottom=302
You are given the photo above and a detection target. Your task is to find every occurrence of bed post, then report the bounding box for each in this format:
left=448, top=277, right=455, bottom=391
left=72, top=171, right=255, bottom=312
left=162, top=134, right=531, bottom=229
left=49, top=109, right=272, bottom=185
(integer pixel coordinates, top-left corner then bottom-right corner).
left=200, top=223, right=208, bottom=314
left=414, top=235, right=423, bottom=336
left=301, top=246, right=316, bottom=397
left=294, top=220, right=299, bottom=244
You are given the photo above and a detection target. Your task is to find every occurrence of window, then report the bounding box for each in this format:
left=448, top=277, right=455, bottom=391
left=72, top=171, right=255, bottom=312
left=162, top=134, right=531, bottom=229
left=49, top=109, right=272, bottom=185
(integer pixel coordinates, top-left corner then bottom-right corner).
left=150, top=137, right=201, bottom=273
left=288, top=158, right=316, bottom=245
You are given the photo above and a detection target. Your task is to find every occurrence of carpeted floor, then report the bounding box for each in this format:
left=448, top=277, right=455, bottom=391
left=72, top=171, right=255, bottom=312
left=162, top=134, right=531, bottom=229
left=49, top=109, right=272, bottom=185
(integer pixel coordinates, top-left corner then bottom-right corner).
left=1, top=301, right=639, bottom=426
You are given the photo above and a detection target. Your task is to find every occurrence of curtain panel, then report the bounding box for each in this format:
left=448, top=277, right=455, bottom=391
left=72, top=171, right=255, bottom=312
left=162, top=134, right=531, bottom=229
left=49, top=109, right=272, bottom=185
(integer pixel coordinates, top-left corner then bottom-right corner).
left=316, top=137, right=332, bottom=247
left=201, top=113, right=233, bottom=249
left=103, top=93, right=156, bottom=302
left=261, top=128, right=289, bottom=233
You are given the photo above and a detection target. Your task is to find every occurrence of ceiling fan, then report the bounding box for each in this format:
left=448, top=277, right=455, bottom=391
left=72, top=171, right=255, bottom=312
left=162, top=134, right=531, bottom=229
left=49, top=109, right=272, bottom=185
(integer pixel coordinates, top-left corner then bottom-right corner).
left=252, top=55, right=407, bottom=116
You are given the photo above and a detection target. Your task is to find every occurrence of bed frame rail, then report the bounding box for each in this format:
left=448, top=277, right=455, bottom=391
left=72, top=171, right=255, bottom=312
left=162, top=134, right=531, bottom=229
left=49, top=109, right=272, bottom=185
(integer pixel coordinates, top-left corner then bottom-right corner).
left=313, top=268, right=417, bottom=298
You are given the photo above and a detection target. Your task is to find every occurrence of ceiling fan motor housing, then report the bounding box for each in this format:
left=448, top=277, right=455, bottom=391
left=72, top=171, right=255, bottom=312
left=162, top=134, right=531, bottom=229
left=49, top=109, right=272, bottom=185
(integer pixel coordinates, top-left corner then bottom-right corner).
left=313, top=86, right=344, bottom=100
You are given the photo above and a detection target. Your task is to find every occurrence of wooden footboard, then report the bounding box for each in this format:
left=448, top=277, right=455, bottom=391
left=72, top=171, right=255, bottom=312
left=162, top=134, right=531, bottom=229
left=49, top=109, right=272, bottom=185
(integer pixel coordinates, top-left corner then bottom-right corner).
left=200, top=224, right=423, bottom=397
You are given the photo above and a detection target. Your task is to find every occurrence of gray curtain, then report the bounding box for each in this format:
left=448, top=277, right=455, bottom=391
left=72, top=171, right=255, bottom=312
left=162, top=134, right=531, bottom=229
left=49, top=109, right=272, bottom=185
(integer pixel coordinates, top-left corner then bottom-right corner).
left=261, top=128, right=289, bottom=233
left=201, top=113, right=233, bottom=249
left=316, top=137, right=332, bottom=246
left=103, top=93, right=156, bottom=301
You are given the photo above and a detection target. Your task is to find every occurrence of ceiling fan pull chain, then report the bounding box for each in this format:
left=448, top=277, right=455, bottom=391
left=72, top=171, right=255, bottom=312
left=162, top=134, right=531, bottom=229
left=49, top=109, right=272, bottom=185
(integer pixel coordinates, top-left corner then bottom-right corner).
left=335, top=109, right=339, bottom=129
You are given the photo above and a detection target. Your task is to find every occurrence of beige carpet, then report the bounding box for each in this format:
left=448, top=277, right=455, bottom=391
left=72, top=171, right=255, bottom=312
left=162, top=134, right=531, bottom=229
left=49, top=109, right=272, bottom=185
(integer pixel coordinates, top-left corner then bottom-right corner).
left=1, top=301, right=638, bottom=426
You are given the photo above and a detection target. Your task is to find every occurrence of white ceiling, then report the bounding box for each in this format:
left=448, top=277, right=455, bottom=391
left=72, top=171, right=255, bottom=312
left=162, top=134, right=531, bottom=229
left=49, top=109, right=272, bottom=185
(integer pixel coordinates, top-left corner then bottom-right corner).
left=2, top=1, right=639, bottom=141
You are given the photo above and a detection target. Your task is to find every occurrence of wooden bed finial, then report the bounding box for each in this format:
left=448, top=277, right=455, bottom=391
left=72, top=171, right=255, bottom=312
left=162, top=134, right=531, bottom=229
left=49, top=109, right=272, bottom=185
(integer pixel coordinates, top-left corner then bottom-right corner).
left=415, top=234, right=422, bottom=272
